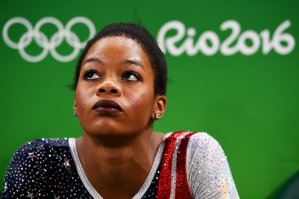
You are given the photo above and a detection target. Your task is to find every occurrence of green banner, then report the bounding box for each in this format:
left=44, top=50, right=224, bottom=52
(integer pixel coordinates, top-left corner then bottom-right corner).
left=1, top=0, right=298, bottom=198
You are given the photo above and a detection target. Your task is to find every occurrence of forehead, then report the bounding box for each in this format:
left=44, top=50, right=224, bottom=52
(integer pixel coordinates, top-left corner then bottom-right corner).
left=83, top=36, right=150, bottom=64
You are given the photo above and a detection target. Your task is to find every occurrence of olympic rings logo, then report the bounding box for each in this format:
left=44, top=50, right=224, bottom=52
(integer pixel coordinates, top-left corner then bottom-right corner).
left=2, top=17, right=96, bottom=62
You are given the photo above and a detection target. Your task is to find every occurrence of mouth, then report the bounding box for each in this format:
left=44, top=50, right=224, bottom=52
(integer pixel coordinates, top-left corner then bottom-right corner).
left=92, top=100, right=122, bottom=114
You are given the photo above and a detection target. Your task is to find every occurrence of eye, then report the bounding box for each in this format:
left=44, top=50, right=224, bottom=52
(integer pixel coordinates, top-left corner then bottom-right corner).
left=122, top=71, right=140, bottom=82
left=83, top=70, right=100, bottom=80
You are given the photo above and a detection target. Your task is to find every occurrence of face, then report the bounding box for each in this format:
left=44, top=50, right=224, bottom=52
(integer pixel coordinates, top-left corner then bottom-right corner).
left=74, top=36, right=166, bottom=140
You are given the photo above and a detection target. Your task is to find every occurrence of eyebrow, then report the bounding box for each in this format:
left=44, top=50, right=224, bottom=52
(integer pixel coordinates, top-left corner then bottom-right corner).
left=82, top=57, right=145, bottom=69
left=122, top=59, right=144, bottom=69
left=81, top=57, right=103, bottom=67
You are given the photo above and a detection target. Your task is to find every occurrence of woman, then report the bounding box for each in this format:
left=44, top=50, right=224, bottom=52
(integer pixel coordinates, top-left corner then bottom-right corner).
left=2, top=23, right=239, bottom=199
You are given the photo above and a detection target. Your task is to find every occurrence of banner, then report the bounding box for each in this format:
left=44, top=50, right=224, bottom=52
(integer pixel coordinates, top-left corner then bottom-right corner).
left=1, top=0, right=298, bottom=198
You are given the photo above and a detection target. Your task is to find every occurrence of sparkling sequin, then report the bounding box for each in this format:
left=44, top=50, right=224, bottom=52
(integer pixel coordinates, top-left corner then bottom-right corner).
left=157, top=132, right=182, bottom=198
left=175, top=133, right=193, bottom=199
left=2, top=132, right=239, bottom=198
left=63, top=159, right=71, bottom=168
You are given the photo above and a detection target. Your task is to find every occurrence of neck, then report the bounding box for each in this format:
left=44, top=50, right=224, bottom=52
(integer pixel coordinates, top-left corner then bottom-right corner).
left=76, top=130, right=164, bottom=199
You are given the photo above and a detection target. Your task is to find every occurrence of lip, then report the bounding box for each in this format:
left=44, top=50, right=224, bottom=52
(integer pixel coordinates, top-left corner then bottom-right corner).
left=92, top=99, right=122, bottom=114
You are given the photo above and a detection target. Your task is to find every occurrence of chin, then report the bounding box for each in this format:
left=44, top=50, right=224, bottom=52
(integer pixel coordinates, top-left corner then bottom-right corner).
left=85, top=130, right=140, bottom=147
left=85, top=126, right=139, bottom=139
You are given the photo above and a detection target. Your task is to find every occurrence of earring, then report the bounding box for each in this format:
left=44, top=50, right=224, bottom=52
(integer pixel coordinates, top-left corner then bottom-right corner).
left=154, top=113, right=161, bottom=120
left=74, top=109, right=78, bottom=117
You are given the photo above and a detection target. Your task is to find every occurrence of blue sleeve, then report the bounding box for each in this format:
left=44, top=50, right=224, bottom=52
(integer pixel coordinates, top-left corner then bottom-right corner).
left=2, top=140, right=50, bottom=198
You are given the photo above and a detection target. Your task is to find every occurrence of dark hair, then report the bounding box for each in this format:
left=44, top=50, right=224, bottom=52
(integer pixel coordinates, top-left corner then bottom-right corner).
left=71, top=23, right=168, bottom=95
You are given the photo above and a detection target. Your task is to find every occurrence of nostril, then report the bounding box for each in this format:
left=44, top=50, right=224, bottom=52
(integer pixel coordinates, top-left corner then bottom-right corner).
left=99, top=88, right=106, bottom=93
left=111, top=89, right=118, bottom=94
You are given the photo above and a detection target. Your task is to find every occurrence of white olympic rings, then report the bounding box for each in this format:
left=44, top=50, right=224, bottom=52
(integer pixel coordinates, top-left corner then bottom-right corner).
left=2, top=17, right=96, bottom=62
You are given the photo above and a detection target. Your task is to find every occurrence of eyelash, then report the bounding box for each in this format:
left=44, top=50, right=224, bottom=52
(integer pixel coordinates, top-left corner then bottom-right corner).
left=83, top=70, right=141, bottom=82
left=83, top=70, right=100, bottom=80
left=122, top=71, right=141, bottom=81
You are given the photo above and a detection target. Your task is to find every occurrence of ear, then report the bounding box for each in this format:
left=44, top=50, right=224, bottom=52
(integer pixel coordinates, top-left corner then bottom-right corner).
left=153, top=95, right=167, bottom=120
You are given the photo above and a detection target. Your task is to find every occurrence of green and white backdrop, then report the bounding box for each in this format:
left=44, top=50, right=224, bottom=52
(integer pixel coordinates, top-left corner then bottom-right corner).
left=1, top=0, right=298, bottom=198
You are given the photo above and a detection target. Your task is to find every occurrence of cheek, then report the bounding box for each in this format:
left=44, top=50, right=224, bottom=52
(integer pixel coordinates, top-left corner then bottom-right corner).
left=127, top=85, right=155, bottom=111
left=75, top=87, right=94, bottom=113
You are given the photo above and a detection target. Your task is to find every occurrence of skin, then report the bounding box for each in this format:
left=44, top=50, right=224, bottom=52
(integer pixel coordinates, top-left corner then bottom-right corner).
left=74, top=36, right=167, bottom=199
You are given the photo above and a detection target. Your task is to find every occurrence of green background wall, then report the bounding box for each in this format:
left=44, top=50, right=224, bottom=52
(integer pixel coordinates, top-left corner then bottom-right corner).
left=1, top=0, right=298, bottom=198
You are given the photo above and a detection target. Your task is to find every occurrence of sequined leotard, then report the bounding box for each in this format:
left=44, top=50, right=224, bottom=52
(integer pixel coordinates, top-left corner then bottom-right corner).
left=2, top=131, right=239, bottom=198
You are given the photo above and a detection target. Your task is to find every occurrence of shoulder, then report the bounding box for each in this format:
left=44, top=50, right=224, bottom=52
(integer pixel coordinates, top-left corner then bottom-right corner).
left=163, top=131, right=239, bottom=198
left=163, top=131, right=224, bottom=162
left=3, top=138, right=75, bottom=198
left=187, top=132, right=224, bottom=157
left=13, top=138, right=69, bottom=157
left=19, top=138, right=69, bottom=148
left=185, top=132, right=229, bottom=177
left=7, top=138, right=70, bottom=169
left=163, top=131, right=219, bottom=147
left=184, top=132, right=239, bottom=198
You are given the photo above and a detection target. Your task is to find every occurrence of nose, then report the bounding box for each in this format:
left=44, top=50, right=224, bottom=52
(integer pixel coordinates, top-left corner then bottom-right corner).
left=96, top=81, right=122, bottom=97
